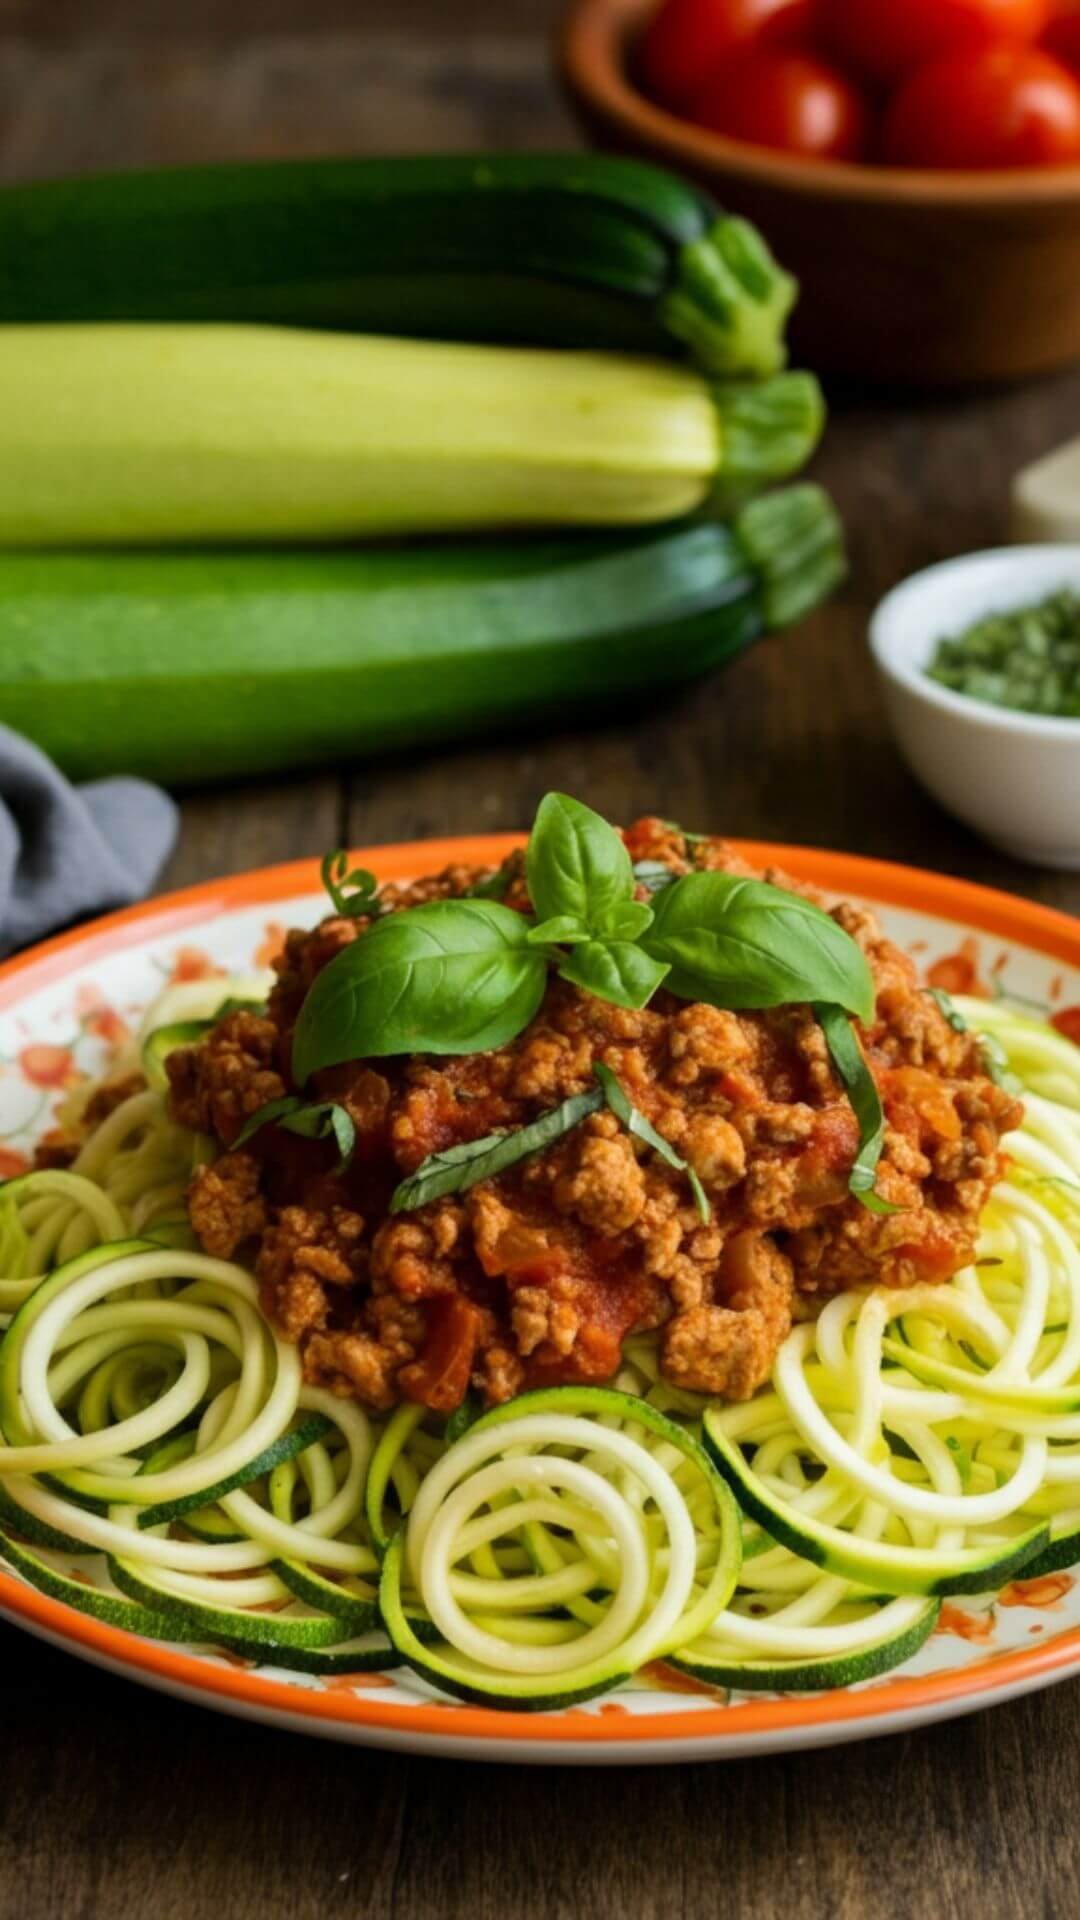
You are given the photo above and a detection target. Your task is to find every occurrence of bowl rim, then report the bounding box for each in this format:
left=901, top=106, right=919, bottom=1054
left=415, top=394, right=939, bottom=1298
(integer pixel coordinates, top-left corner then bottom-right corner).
left=869, top=544, right=1080, bottom=741
left=561, top=0, right=1080, bottom=208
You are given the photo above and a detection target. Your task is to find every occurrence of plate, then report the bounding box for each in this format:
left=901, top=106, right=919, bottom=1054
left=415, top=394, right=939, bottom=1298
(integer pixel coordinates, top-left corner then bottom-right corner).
left=1, top=835, right=1079, bottom=1765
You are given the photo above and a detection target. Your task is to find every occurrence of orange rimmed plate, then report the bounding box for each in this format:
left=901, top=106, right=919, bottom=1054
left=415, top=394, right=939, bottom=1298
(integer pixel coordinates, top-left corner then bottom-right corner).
left=1, top=835, right=1079, bottom=1765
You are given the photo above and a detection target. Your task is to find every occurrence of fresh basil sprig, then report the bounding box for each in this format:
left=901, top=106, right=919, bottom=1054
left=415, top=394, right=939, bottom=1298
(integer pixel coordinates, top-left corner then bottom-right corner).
left=593, top=1063, right=710, bottom=1224
left=234, top=1094, right=357, bottom=1170
left=815, top=1005, right=898, bottom=1215
left=389, top=1087, right=604, bottom=1213
left=642, top=871, right=876, bottom=1022
left=321, top=850, right=380, bottom=920
left=293, top=900, right=548, bottom=1081
left=525, top=794, right=667, bottom=1011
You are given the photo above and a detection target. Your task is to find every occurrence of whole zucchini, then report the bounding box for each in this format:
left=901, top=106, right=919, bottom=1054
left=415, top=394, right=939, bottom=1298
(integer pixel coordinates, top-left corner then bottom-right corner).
left=0, top=486, right=843, bottom=785
left=0, top=324, right=823, bottom=546
left=0, top=153, right=795, bottom=378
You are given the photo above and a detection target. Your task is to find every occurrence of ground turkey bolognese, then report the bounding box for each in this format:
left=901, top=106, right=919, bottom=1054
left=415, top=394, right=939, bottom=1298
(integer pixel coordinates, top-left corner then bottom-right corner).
left=163, top=819, right=1021, bottom=1416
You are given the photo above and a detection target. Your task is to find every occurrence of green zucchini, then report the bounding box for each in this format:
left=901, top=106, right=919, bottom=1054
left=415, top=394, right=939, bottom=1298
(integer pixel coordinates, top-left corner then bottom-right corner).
left=0, top=483, right=844, bottom=786
left=702, top=1410, right=1049, bottom=1598
left=669, top=1597, right=941, bottom=1693
left=0, top=153, right=795, bottom=377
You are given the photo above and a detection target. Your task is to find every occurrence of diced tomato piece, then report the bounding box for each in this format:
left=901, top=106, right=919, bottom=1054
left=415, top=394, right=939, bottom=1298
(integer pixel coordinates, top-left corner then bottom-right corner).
left=398, top=1295, right=483, bottom=1413
left=1051, top=1006, right=1080, bottom=1046
left=884, top=1067, right=962, bottom=1141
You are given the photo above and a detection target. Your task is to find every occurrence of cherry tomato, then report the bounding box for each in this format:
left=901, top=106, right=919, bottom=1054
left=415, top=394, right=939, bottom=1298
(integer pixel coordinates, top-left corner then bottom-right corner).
left=821, top=0, right=1050, bottom=86
left=883, top=43, right=1080, bottom=167
left=639, top=0, right=817, bottom=109
left=1043, top=2, right=1080, bottom=69
left=686, top=46, right=870, bottom=160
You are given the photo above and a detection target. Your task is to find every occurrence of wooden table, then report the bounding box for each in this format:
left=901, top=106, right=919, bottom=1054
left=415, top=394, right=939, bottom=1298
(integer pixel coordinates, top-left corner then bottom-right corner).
left=3, top=5, right=1080, bottom=1916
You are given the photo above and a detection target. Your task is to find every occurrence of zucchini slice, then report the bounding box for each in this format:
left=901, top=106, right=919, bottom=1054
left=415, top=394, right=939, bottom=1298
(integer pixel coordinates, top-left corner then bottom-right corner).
left=379, top=1530, right=633, bottom=1711
left=702, top=1411, right=1049, bottom=1596
left=670, top=1597, right=940, bottom=1693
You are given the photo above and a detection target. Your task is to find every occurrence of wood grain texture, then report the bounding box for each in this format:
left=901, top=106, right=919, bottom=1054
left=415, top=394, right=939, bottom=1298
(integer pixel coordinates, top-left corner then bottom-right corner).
left=1, top=4, right=1079, bottom=1916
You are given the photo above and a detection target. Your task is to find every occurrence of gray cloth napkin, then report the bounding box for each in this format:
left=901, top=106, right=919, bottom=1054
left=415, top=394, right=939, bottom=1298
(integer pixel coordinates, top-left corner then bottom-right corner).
left=0, top=725, right=179, bottom=957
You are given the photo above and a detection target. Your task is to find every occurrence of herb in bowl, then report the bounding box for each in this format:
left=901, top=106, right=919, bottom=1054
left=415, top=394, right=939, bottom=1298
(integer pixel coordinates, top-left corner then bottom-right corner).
left=926, top=590, right=1080, bottom=720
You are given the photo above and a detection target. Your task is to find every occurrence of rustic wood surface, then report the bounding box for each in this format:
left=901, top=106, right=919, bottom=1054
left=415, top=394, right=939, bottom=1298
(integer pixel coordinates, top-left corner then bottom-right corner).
left=3, top=4, right=1080, bottom=1916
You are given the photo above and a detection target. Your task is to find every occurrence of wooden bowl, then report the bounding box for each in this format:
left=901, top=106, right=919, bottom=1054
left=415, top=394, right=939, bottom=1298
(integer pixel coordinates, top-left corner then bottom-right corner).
left=561, top=0, right=1080, bottom=387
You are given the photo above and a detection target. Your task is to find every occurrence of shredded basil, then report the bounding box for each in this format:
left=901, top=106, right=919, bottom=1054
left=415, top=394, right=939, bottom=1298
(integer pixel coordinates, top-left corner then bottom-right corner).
left=815, top=1003, right=899, bottom=1214
left=593, top=1063, right=711, bottom=1224
left=388, top=1087, right=604, bottom=1213
left=234, top=1095, right=356, bottom=1170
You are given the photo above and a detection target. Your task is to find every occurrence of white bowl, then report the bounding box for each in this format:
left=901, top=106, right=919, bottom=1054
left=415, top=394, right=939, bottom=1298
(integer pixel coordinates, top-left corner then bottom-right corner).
left=870, top=546, right=1080, bottom=870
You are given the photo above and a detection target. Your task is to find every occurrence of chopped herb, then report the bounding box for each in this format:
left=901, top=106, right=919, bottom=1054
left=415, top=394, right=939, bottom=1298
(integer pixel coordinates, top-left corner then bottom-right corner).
left=594, top=1061, right=711, bottom=1223
left=389, top=1087, right=603, bottom=1212
left=815, top=1003, right=900, bottom=1214
left=320, top=849, right=380, bottom=919
left=234, top=1095, right=356, bottom=1170
left=926, top=589, right=1080, bottom=719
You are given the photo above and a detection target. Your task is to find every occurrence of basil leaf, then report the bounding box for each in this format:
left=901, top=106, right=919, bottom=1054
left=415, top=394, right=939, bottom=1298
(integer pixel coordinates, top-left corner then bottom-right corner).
left=642, top=872, right=876, bottom=1022
left=293, top=901, right=547, bottom=1080
left=603, top=899, right=654, bottom=942
left=816, top=1003, right=899, bottom=1214
left=928, top=986, right=968, bottom=1033
left=594, top=1063, right=710, bottom=1224
left=389, top=1087, right=603, bottom=1213
left=632, top=860, right=678, bottom=897
left=526, top=793, right=635, bottom=933
left=321, top=849, right=379, bottom=920
left=234, top=1095, right=304, bottom=1146
left=283, top=1101, right=357, bottom=1169
left=527, top=915, right=591, bottom=948
left=556, top=940, right=669, bottom=1012
left=234, top=1096, right=357, bottom=1170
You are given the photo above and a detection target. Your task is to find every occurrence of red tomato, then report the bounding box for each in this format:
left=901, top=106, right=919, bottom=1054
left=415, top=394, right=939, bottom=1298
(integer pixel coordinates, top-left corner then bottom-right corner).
left=1051, top=1006, right=1080, bottom=1044
left=1044, top=2, right=1080, bottom=68
left=883, top=43, right=1080, bottom=166
left=686, top=46, right=870, bottom=160
left=822, top=0, right=1050, bottom=86
left=639, top=0, right=816, bottom=109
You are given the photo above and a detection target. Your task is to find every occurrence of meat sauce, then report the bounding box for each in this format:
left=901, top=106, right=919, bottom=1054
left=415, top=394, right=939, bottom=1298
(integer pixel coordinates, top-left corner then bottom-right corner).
left=161, top=821, right=1023, bottom=1414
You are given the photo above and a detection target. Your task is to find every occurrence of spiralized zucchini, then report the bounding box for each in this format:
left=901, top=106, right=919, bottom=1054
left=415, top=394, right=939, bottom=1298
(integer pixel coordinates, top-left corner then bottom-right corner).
left=0, top=987, right=1076, bottom=1702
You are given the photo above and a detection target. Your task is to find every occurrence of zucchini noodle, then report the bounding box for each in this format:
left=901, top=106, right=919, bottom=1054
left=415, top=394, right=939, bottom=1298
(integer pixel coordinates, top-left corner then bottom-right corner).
left=0, top=983, right=1076, bottom=1703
